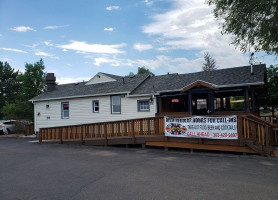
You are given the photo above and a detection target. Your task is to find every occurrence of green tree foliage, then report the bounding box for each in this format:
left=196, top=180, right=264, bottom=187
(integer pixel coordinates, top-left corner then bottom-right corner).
left=2, top=59, right=46, bottom=121
left=230, top=96, right=244, bottom=111
left=137, top=66, right=154, bottom=75
left=203, top=52, right=217, bottom=71
left=0, top=61, right=20, bottom=119
left=207, top=0, right=278, bottom=56
left=267, top=65, right=278, bottom=108
left=128, top=66, right=154, bottom=76
left=17, top=59, right=46, bottom=100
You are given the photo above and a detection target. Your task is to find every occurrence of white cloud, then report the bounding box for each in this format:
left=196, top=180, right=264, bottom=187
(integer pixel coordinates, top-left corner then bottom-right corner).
left=43, top=25, right=69, bottom=30
left=93, top=57, right=121, bottom=66
left=91, top=55, right=170, bottom=70
left=106, top=6, right=119, bottom=11
left=11, top=26, right=36, bottom=32
left=35, top=51, right=59, bottom=59
left=57, top=41, right=126, bottom=54
left=23, top=43, right=39, bottom=49
left=144, top=0, right=153, bottom=6
left=56, top=77, right=91, bottom=85
left=104, top=27, right=114, bottom=31
left=142, top=0, right=248, bottom=69
left=43, top=41, right=54, bottom=46
left=133, top=43, right=153, bottom=51
left=0, top=57, right=15, bottom=63
left=0, top=47, right=27, bottom=53
left=0, top=34, right=2, bottom=37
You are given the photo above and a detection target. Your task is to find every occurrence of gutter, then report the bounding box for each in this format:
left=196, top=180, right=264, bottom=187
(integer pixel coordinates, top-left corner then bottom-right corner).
left=30, top=81, right=265, bottom=102
left=30, top=91, right=130, bottom=102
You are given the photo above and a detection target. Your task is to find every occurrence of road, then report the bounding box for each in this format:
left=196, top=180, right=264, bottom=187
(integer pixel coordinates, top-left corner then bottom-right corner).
left=1, top=137, right=278, bottom=200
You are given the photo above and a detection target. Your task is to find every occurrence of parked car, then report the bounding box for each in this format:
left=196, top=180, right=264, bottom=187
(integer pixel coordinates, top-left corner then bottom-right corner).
left=0, top=120, right=16, bottom=135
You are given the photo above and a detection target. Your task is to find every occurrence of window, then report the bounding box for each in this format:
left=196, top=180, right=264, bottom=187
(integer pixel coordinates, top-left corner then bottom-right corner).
left=138, top=100, right=150, bottom=112
left=61, top=102, right=69, bottom=119
left=92, top=100, right=99, bottom=113
left=111, top=96, right=121, bottom=114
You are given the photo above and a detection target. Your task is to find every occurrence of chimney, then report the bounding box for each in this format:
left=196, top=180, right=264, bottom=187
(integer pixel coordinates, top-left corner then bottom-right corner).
left=46, top=73, right=56, bottom=91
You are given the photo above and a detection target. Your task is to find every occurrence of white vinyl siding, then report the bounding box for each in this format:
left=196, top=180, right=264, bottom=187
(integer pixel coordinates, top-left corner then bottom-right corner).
left=34, top=96, right=155, bottom=132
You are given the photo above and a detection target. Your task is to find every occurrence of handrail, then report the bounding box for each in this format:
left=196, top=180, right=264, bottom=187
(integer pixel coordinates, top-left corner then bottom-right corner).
left=39, top=115, right=276, bottom=156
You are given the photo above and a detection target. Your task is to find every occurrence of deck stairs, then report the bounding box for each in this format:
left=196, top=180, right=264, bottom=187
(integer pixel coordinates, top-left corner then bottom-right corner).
left=243, top=114, right=277, bottom=156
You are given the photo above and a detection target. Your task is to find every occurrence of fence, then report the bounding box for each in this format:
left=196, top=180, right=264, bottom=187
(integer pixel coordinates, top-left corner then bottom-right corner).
left=25, top=124, right=34, bottom=135
left=40, top=117, right=165, bottom=145
left=39, top=115, right=277, bottom=156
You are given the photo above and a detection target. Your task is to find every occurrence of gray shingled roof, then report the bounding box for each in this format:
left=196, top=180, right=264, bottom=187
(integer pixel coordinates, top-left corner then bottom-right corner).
left=130, top=64, right=266, bottom=95
left=31, top=64, right=266, bottom=101
left=31, top=73, right=150, bottom=101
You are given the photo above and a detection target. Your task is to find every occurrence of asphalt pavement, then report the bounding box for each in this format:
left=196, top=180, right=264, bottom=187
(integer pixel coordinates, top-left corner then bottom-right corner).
left=1, top=137, right=278, bottom=200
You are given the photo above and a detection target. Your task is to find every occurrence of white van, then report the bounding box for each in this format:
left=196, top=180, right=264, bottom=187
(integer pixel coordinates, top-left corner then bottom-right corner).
left=0, top=120, right=16, bottom=135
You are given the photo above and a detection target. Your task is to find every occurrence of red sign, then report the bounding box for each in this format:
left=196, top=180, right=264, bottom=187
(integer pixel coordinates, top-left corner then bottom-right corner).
left=172, top=99, right=179, bottom=103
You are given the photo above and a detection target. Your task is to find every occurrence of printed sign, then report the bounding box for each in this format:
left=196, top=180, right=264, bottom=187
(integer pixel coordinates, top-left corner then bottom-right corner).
left=164, top=116, right=238, bottom=140
left=172, top=99, right=179, bottom=103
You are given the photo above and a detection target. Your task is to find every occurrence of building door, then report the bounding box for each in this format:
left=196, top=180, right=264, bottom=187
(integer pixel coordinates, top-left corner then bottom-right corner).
left=192, top=92, right=211, bottom=115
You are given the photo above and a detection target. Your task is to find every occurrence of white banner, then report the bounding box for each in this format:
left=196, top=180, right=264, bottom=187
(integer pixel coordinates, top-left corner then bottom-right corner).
left=164, top=116, right=238, bottom=140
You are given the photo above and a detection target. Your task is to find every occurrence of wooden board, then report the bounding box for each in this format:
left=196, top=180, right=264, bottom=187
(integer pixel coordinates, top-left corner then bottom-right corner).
left=146, top=141, right=257, bottom=153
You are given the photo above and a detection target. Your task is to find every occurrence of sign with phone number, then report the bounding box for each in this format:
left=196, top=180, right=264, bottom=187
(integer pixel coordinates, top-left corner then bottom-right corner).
left=164, top=116, right=238, bottom=140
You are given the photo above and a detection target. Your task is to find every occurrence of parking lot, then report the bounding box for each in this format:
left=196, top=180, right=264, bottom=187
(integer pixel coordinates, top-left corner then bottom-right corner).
left=1, top=137, right=278, bottom=200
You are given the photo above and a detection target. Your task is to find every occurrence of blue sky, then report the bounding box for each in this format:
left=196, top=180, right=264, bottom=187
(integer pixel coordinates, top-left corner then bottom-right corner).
left=0, top=0, right=276, bottom=84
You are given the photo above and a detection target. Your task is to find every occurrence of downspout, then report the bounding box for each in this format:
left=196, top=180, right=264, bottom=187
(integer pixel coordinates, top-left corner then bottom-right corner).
left=32, top=100, right=37, bottom=134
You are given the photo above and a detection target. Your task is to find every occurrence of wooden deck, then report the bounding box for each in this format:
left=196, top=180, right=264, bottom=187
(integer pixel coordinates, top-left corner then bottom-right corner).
left=39, top=115, right=278, bottom=156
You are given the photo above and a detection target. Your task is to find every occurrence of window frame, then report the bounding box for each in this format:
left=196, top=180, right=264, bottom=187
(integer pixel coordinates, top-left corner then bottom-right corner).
left=61, top=102, right=69, bottom=119
left=92, top=100, right=99, bottom=113
left=137, top=99, right=150, bottom=112
left=111, top=95, right=121, bottom=114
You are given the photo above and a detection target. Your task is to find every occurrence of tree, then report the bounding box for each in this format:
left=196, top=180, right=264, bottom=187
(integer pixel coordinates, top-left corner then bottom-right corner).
left=206, top=0, right=278, bottom=56
left=0, top=61, right=20, bottom=119
left=17, top=59, right=46, bottom=100
left=266, top=65, right=278, bottom=116
left=202, top=52, right=217, bottom=71
left=137, top=66, right=153, bottom=75
left=2, top=59, right=46, bottom=121
left=128, top=66, right=154, bottom=76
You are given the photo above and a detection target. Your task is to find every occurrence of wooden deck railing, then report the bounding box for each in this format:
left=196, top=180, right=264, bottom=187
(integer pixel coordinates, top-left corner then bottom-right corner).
left=239, top=115, right=278, bottom=155
left=39, top=115, right=277, bottom=156
left=39, top=117, right=165, bottom=144
left=260, top=115, right=278, bottom=124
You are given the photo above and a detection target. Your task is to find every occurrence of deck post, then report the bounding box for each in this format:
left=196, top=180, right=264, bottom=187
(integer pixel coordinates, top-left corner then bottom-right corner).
left=188, top=91, right=192, bottom=114
left=251, top=122, right=256, bottom=141
left=131, top=120, right=135, bottom=144
left=244, top=87, right=250, bottom=113
left=39, top=128, right=42, bottom=143
left=104, top=123, right=108, bottom=147
left=154, top=117, right=159, bottom=135
left=265, top=126, right=271, bottom=156
left=80, top=125, right=84, bottom=145
left=237, top=116, right=244, bottom=146
left=147, top=118, right=151, bottom=135
left=59, top=128, right=63, bottom=144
